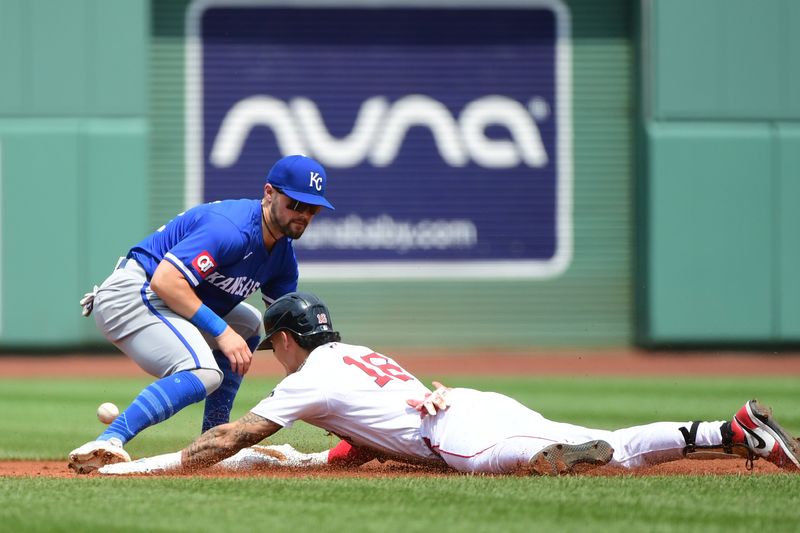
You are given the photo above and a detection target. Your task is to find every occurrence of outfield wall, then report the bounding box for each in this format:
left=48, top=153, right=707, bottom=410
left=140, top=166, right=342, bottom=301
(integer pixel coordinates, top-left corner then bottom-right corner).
left=0, top=0, right=150, bottom=347
left=639, top=0, right=800, bottom=345
left=0, top=0, right=795, bottom=350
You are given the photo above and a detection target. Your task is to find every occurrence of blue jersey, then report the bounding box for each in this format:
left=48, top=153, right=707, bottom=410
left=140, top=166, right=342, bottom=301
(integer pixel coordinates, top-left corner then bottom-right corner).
left=128, top=199, right=298, bottom=317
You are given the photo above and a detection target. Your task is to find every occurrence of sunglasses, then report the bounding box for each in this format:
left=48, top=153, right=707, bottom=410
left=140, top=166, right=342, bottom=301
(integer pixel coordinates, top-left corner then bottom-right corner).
left=272, top=187, right=322, bottom=215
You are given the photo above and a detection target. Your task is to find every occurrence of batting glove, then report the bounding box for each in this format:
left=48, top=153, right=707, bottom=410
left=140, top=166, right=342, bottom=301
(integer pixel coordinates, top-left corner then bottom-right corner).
left=79, top=286, right=99, bottom=317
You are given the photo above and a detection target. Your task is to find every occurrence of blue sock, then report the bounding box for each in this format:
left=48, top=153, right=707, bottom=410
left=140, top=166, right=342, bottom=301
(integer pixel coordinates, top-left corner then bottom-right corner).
left=99, top=370, right=207, bottom=444
left=201, top=336, right=258, bottom=432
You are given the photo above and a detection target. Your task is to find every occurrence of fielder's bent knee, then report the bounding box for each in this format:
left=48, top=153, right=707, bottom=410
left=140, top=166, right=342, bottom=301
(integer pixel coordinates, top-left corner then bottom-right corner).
left=190, top=368, right=223, bottom=395
left=224, top=302, right=263, bottom=339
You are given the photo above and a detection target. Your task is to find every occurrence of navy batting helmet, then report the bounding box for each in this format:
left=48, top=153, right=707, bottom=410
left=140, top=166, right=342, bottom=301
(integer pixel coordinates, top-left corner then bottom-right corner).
left=257, top=292, right=337, bottom=350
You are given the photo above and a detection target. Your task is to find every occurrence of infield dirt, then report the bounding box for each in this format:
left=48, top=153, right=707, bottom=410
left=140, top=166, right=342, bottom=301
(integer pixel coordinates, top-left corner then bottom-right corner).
left=0, top=457, right=785, bottom=478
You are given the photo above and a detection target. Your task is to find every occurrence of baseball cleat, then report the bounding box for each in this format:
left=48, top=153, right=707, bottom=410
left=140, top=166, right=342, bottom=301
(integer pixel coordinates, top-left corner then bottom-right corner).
left=729, top=399, right=800, bottom=470
left=68, top=437, right=130, bottom=474
left=528, top=440, right=613, bottom=476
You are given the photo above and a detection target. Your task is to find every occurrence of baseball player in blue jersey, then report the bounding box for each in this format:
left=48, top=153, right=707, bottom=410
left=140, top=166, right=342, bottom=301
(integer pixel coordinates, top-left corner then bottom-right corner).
left=68, top=154, right=334, bottom=473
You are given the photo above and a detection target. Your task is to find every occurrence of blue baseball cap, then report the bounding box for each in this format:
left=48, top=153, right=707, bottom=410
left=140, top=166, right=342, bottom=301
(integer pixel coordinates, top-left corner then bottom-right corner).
left=266, top=155, right=334, bottom=210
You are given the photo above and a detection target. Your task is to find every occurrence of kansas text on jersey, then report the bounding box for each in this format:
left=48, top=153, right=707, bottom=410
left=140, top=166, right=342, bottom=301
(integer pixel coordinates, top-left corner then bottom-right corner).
left=127, top=199, right=298, bottom=316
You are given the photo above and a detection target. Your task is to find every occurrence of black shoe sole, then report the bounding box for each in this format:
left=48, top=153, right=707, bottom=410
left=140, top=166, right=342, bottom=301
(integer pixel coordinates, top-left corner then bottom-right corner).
left=529, top=440, right=614, bottom=476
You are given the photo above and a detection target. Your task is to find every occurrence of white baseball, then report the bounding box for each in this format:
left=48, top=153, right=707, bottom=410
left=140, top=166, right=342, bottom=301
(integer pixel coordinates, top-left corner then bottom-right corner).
left=97, top=402, right=120, bottom=424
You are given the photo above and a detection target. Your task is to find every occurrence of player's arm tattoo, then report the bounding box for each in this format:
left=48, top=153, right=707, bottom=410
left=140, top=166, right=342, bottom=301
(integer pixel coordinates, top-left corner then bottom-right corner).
left=181, top=412, right=282, bottom=470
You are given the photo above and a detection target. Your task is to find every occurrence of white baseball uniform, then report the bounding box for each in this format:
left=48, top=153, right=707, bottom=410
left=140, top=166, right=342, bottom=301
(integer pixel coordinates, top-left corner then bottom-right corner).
left=251, top=342, right=443, bottom=466
left=250, top=342, right=727, bottom=474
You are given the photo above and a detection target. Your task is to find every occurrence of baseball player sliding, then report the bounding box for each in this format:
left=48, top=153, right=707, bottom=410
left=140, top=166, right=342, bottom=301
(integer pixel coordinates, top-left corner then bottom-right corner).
left=68, top=156, right=334, bottom=474
left=95, top=292, right=800, bottom=476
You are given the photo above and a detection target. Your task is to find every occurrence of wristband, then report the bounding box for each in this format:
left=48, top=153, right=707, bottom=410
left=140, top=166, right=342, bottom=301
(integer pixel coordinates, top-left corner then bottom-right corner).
left=190, top=304, right=227, bottom=337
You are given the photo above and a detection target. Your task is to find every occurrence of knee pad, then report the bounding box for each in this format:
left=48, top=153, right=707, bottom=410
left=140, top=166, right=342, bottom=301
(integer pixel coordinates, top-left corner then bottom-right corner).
left=189, top=368, right=223, bottom=395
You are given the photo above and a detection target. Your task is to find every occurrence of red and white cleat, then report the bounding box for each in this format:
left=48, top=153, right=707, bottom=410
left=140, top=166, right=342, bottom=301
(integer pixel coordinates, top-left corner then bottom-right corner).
left=729, top=399, right=800, bottom=470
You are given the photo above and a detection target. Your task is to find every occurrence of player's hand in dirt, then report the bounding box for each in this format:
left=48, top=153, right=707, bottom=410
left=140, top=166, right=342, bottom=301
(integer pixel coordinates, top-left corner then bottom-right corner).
left=406, top=381, right=452, bottom=418
left=98, top=452, right=182, bottom=475
left=219, top=445, right=328, bottom=469
left=215, top=327, right=252, bottom=376
left=251, top=444, right=327, bottom=467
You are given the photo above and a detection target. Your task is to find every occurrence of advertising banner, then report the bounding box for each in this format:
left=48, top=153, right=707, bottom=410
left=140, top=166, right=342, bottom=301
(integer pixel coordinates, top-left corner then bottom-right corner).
left=187, top=0, right=572, bottom=279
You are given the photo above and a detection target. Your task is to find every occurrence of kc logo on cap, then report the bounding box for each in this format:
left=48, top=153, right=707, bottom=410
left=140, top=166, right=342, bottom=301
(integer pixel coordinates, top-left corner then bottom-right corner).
left=266, top=154, right=335, bottom=210
left=309, top=171, right=322, bottom=191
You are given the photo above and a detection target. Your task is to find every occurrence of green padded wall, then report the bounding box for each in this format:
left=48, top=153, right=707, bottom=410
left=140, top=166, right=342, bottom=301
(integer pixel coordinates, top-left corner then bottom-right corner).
left=777, top=126, right=800, bottom=339
left=645, top=124, right=773, bottom=340
left=641, top=0, right=800, bottom=344
left=0, top=125, right=82, bottom=344
left=651, top=0, right=800, bottom=120
left=0, top=0, right=149, bottom=348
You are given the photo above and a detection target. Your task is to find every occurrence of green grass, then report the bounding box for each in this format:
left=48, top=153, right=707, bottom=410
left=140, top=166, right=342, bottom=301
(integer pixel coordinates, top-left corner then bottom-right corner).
left=1, top=374, right=800, bottom=532
left=2, top=475, right=799, bottom=533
